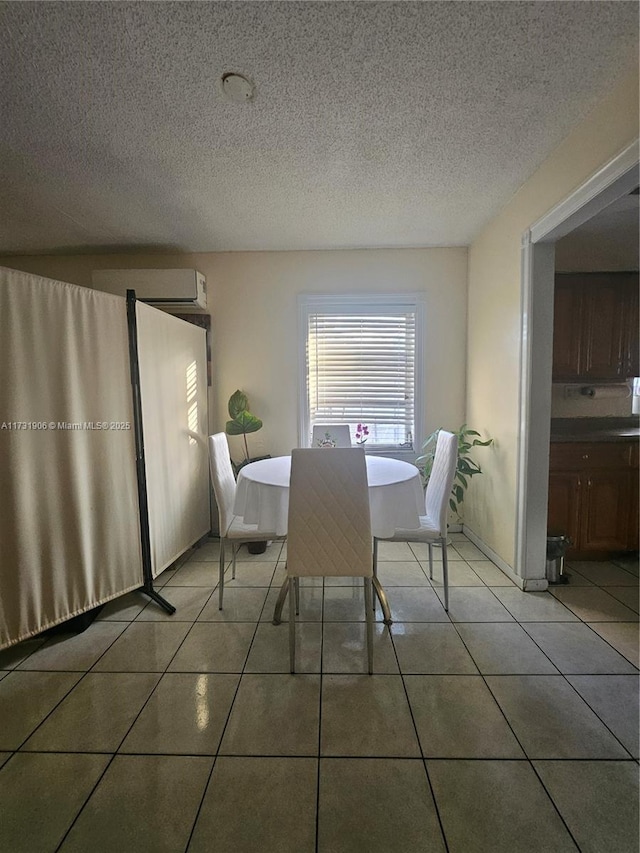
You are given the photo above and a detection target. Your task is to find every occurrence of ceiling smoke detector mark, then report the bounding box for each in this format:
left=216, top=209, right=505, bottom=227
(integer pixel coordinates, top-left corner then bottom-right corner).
left=220, top=72, right=255, bottom=102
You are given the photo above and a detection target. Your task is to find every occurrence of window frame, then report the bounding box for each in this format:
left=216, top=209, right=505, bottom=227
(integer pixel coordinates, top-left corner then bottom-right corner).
left=297, top=292, right=425, bottom=455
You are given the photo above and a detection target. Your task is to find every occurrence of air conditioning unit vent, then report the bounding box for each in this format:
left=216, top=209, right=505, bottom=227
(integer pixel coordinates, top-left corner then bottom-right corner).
left=91, top=269, right=207, bottom=310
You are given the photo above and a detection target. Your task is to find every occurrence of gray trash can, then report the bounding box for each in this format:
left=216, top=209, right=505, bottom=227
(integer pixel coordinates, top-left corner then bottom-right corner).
left=546, top=535, right=571, bottom=584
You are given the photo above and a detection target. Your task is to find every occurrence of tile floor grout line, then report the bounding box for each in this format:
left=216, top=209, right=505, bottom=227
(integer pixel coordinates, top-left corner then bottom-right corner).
left=444, top=616, right=590, bottom=849
left=176, top=541, right=279, bottom=852
left=384, top=557, right=452, bottom=853
left=526, top=759, right=586, bottom=853
left=518, top=620, right=639, bottom=674
left=84, top=557, right=226, bottom=767
left=53, top=751, right=120, bottom=852
left=314, top=577, right=327, bottom=853
left=555, top=674, right=637, bottom=761
left=447, top=618, right=536, bottom=758
left=10, top=617, right=136, bottom=753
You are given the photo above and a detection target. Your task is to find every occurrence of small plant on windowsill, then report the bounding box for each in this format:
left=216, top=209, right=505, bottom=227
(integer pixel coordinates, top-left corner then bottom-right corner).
left=416, top=424, right=493, bottom=521
left=355, top=423, right=369, bottom=445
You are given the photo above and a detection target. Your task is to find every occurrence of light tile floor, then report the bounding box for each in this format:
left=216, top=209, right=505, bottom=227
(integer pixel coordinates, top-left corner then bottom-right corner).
left=0, top=536, right=638, bottom=853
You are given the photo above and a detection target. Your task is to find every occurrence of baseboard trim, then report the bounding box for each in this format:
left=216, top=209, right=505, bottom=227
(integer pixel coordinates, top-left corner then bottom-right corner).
left=462, top=525, right=549, bottom=592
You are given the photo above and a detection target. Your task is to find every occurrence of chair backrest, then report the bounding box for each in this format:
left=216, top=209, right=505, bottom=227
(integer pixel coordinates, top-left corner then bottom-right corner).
left=424, top=430, right=458, bottom=536
left=208, top=433, right=237, bottom=535
left=311, top=424, right=352, bottom=448
left=287, top=447, right=372, bottom=578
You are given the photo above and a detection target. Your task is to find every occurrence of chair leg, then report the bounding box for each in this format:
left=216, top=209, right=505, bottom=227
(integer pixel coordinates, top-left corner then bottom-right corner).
left=231, top=545, right=237, bottom=580
left=364, top=577, right=374, bottom=675
left=371, top=541, right=378, bottom=614
left=218, top=539, right=226, bottom=610
left=428, top=543, right=434, bottom=580
left=441, top=538, right=449, bottom=612
left=294, top=577, right=300, bottom=615
left=289, top=577, right=296, bottom=674
left=272, top=576, right=289, bottom=625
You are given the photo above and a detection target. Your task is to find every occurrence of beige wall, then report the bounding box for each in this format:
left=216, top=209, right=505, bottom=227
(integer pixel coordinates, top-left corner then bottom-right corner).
left=465, top=67, right=639, bottom=570
left=0, top=247, right=468, bottom=464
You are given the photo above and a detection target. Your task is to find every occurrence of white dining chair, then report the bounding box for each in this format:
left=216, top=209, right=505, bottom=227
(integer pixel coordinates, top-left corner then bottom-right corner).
left=286, top=447, right=374, bottom=673
left=373, top=429, right=458, bottom=611
left=311, top=424, right=352, bottom=447
left=208, top=433, right=283, bottom=610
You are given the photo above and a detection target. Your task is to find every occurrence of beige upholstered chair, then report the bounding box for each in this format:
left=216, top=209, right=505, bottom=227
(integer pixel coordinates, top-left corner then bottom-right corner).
left=208, top=433, right=282, bottom=610
left=286, top=447, right=374, bottom=673
left=311, top=424, right=351, bottom=447
left=373, top=429, right=458, bottom=611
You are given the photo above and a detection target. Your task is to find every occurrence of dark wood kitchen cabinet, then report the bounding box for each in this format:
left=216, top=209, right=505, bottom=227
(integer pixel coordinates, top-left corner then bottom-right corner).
left=552, top=273, right=639, bottom=381
left=548, top=441, right=638, bottom=558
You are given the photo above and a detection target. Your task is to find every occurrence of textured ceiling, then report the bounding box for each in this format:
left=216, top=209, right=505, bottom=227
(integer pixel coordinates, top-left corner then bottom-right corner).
left=0, top=1, right=637, bottom=254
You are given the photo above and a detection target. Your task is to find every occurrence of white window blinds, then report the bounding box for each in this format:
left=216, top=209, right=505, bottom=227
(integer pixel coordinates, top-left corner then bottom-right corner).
left=300, top=295, right=423, bottom=450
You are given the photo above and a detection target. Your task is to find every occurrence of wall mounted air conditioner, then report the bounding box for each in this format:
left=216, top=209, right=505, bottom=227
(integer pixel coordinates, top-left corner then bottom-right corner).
left=91, top=269, right=207, bottom=310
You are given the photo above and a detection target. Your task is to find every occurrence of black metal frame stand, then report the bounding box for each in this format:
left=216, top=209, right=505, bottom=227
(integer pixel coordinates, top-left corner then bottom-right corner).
left=126, top=290, right=176, bottom=614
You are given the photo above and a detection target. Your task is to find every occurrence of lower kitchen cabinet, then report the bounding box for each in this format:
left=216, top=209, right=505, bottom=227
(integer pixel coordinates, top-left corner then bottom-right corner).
left=581, top=469, right=633, bottom=552
left=548, top=441, right=638, bottom=558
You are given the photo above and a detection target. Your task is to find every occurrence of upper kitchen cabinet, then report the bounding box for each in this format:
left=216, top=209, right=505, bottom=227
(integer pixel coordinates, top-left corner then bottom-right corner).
left=552, top=272, right=639, bottom=381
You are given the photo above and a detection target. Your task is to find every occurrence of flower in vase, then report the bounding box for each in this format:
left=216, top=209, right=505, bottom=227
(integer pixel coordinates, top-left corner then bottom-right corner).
left=355, top=423, right=369, bottom=445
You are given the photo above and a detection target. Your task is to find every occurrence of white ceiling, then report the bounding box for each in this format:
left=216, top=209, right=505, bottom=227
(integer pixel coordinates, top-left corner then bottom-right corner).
left=0, top=1, right=637, bottom=255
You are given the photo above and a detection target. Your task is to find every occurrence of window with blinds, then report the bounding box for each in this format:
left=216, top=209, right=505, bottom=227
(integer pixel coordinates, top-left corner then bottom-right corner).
left=299, top=294, right=424, bottom=451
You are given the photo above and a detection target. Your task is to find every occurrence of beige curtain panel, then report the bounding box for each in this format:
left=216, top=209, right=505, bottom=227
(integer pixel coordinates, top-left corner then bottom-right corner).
left=0, top=267, right=143, bottom=649
left=136, top=303, right=210, bottom=576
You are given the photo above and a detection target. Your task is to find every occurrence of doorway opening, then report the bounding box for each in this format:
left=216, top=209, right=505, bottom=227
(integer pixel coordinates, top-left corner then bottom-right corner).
left=515, top=140, right=639, bottom=586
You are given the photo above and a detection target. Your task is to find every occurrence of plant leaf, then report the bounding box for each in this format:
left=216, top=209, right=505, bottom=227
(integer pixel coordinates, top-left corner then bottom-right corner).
left=449, top=498, right=457, bottom=513
left=228, top=390, right=248, bottom=419
left=226, top=411, right=263, bottom=435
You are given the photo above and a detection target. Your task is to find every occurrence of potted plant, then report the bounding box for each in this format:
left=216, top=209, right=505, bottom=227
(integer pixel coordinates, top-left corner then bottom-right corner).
left=416, top=424, right=493, bottom=520
left=225, top=390, right=268, bottom=473
left=225, top=389, right=270, bottom=553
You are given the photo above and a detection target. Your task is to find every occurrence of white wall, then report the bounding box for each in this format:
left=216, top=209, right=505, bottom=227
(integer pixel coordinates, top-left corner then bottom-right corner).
left=0, top=247, right=468, bottom=465
left=465, top=67, right=639, bottom=571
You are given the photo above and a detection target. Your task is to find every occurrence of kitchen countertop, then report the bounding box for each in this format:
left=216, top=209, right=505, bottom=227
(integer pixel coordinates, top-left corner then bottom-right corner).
left=550, top=417, right=640, bottom=443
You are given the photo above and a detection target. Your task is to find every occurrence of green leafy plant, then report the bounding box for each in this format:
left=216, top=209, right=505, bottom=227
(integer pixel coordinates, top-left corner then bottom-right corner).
left=416, top=424, right=493, bottom=518
left=225, top=390, right=263, bottom=462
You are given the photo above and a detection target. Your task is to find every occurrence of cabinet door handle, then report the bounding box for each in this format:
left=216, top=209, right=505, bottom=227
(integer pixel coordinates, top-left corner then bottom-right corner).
left=587, top=478, right=592, bottom=488
left=582, top=454, right=589, bottom=460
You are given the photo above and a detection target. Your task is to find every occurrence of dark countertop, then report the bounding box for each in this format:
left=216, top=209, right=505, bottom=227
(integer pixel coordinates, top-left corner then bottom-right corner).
left=550, top=417, right=640, bottom=443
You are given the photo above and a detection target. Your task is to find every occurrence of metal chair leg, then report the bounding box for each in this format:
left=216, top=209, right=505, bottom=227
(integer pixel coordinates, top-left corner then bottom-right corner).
left=372, top=540, right=378, bottom=614
left=289, top=577, right=296, bottom=673
left=231, top=545, right=237, bottom=580
left=428, top=543, right=434, bottom=579
left=294, top=577, right=300, bottom=615
left=218, top=539, right=226, bottom=610
left=372, top=576, right=392, bottom=626
left=272, top=577, right=289, bottom=625
left=364, top=577, right=374, bottom=675
left=441, top=538, right=449, bottom=612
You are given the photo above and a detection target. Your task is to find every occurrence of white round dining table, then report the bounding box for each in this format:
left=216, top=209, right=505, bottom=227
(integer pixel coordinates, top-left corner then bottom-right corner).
left=233, top=453, right=424, bottom=538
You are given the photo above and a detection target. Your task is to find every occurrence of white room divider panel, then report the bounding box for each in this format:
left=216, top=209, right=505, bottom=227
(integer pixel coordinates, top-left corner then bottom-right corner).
left=135, top=303, right=210, bottom=576
left=0, top=267, right=143, bottom=649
